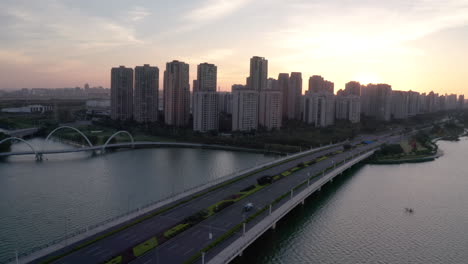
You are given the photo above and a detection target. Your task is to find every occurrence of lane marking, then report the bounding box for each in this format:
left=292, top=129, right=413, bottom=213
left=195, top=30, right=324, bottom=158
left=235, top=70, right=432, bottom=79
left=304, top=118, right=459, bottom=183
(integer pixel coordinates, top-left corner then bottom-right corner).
left=183, top=248, right=194, bottom=255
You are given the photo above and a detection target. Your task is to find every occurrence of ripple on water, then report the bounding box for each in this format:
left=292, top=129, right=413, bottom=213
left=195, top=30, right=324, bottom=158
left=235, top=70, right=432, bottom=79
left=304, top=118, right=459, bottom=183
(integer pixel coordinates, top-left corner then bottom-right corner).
left=234, top=139, right=468, bottom=264
left=0, top=138, right=277, bottom=262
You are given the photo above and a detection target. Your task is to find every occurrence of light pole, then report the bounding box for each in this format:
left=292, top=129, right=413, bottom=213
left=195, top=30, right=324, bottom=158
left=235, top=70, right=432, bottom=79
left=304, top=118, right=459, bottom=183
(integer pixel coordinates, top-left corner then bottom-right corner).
left=208, top=223, right=212, bottom=240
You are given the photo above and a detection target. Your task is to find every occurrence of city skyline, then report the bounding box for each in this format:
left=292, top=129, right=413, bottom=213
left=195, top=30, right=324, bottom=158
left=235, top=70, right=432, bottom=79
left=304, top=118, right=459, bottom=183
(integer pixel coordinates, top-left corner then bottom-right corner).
left=1, top=0, right=468, bottom=95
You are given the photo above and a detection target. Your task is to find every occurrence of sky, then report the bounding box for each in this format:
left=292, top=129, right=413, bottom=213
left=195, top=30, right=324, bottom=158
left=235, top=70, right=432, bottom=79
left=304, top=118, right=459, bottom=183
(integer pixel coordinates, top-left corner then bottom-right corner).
left=1, top=0, right=468, bottom=95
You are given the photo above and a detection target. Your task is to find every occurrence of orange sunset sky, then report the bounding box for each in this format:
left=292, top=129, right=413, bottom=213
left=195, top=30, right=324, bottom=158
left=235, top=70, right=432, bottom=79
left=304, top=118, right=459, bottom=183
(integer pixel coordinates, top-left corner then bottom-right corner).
left=1, top=0, right=467, bottom=95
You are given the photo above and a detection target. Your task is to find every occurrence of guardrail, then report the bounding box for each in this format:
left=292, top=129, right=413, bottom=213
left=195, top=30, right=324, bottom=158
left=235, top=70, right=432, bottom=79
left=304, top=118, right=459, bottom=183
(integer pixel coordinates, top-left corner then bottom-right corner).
left=4, top=142, right=343, bottom=264
left=206, top=149, right=377, bottom=264
left=181, top=146, right=380, bottom=264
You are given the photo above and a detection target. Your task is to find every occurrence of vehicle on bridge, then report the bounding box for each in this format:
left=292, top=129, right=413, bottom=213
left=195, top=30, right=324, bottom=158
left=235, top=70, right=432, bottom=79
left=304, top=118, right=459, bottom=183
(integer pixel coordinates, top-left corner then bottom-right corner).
left=243, top=202, right=254, bottom=212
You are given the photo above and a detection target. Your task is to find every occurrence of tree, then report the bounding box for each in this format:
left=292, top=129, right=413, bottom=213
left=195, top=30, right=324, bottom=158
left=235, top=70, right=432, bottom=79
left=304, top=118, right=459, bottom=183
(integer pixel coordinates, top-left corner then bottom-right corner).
left=0, top=132, right=11, bottom=153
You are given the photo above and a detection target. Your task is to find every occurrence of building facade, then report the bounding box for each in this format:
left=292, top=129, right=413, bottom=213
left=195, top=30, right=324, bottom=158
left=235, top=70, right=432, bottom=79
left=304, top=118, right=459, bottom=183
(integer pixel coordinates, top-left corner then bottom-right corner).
left=248, top=56, right=268, bottom=91
left=308, top=75, right=334, bottom=94
left=303, top=91, right=335, bottom=127
left=391, top=91, right=409, bottom=120
left=232, top=85, right=258, bottom=131
left=134, top=64, right=159, bottom=123
left=163, top=60, right=190, bottom=127
left=361, top=83, right=392, bottom=121
left=345, top=81, right=361, bottom=96
left=336, top=95, right=361, bottom=123
left=259, top=89, right=282, bottom=130
left=278, top=73, right=290, bottom=119
left=111, top=66, right=133, bottom=120
left=218, top=92, right=232, bottom=114
left=288, top=72, right=302, bottom=120
left=193, top=63, right=218, bottom=132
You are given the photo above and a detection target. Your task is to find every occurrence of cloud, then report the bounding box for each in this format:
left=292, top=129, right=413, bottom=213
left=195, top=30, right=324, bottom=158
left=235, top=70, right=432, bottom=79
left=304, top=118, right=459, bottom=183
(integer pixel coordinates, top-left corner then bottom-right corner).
left=0, top=49, right=33, bottom=65
left=184, top=0, right=251, bottom=23
left=184, top=48, right=235, bottom=63
left=1, top=0, right=143, bottom=54
left=267, top=0, right=468, bottom=60
left=128, top=6, right=150, bottom=22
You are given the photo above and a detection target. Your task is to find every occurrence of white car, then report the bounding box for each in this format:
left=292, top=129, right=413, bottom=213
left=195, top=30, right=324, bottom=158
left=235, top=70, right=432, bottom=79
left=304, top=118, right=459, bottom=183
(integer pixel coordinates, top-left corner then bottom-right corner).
left=243, top=202, right=254, bottom=212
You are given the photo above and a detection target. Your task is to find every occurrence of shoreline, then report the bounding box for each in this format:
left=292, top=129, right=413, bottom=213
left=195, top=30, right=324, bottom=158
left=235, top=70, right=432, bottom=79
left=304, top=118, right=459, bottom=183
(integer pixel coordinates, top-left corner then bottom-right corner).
left=368, top=137, right=443, bottom=165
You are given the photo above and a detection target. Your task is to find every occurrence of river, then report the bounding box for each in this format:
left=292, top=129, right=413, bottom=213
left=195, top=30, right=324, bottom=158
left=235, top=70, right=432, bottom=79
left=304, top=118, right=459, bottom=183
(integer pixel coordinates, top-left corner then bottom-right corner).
left=233, top=137, right=468, bottom=264
left=0, top=138, right=277, bottom=262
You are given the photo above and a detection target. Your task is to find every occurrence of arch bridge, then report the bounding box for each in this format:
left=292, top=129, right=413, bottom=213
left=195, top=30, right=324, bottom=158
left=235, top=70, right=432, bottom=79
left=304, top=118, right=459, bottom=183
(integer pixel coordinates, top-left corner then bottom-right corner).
left=0, top=137, right=40, bottom=160
left=102, top=131, right=134, bottom=152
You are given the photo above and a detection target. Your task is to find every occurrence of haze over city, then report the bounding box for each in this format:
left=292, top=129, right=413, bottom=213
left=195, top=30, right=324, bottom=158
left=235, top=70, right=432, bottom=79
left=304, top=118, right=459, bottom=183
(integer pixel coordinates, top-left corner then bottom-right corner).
left=1, top=0, right=468, bottom=94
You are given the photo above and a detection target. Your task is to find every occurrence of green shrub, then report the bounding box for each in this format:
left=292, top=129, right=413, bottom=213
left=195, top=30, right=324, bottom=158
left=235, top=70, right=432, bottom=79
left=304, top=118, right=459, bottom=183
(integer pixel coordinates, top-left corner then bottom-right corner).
left=164, top=224, right=190, bottom=239
left=133, top=237, right=158, bottom=257
left=214, top=200, right=235, bottom=213
left=239, top=185, right=256, bottom=192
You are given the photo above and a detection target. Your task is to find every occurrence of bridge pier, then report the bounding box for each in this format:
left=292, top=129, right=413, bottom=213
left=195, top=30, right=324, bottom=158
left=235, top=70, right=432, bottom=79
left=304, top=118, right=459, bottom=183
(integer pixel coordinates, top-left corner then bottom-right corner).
left=35, top=153, right=43, bottom=161
left=271, top=222, right=277, bottom=230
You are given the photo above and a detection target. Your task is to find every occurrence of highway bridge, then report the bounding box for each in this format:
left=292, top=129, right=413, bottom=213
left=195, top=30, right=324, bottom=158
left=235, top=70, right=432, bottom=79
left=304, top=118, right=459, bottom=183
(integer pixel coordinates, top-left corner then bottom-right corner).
left=4, top=131, right=404, bottom=264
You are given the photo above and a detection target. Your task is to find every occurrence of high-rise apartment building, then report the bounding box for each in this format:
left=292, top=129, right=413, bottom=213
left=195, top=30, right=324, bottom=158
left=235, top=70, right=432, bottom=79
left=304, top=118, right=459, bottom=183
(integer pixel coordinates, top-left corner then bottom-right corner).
left=111, top=66, right=133, bottom=120
left=391, top=91, right=409, bottom=119
left=446, top=94, right=458, bottom=110
left=193, top=63, right=218, bottom=132
left=248, top=56, right=268, bottom=91
left=218, top=92, right=233, bottom=114
left=344, top=81, right=361, bottom=96
left=163, top=60, right=190, bottom=127
left=427, top=91, right=437, bottom=113
left=232, top=85, right=258, bottom=131
left=134, top=64, right=159, bottom=123
left=278, top=73, right=289, bottom=119
left=361, top=84, right=392, bottom=121
left=407, top=91, right=420, bottom=117
left=259, top=88, right=282, bottom=130
left=288, top=72, right=302, bottom=120
left=266, top=78, right=278, bottom=90
left=458, top=95, right=465, bottom=109
left=336, top=95, right=361, bottom=123
left=308, top=75, right=334, bottom=94
left=303, top=91, right=335, bottom=127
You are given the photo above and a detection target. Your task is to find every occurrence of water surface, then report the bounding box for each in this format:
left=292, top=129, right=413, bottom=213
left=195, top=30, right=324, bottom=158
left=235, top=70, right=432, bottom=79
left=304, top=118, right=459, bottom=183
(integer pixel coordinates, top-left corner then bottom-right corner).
left=234, top=138, right=468, bottom=264
left=0, top=138, right=276, bottom=262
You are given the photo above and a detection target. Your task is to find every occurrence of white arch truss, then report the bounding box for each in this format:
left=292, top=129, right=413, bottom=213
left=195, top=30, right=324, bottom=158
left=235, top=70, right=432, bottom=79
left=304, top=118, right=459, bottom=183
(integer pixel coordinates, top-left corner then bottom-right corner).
left=44, top=126, right=93, bottom=151
left=102, top=131, right=134, bottom=152
left=0, top=137, right=37, bottom=155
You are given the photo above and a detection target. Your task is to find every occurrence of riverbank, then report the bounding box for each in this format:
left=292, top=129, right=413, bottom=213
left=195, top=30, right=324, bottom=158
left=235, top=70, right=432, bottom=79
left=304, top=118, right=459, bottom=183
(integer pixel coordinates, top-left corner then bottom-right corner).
left=368, top=133, right=440, bottom=165
left=234, top=138, right=468, bottom=264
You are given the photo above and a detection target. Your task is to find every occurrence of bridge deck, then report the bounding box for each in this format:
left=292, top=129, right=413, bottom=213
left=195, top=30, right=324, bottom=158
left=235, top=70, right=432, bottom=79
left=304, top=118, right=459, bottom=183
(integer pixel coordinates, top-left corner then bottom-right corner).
left=7, top=133, right=402, bottom=264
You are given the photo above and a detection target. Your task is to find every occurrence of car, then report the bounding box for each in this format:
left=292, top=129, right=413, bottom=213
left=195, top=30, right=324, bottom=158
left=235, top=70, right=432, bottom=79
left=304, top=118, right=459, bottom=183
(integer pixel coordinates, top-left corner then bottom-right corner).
left=243, top=202, right=254, bottom=212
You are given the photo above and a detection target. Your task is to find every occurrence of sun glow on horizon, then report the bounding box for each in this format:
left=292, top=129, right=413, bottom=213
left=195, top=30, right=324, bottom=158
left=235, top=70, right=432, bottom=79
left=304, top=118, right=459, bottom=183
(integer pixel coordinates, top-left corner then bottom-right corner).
left=353, top=73, right=381, bottom=85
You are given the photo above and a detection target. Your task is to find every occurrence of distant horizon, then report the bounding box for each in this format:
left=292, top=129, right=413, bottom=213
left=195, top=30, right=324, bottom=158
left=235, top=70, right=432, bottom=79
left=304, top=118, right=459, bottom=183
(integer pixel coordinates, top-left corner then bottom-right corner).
left=0, top=74, right=464, bottom=96
left=1, top=1, right=468, bottom=95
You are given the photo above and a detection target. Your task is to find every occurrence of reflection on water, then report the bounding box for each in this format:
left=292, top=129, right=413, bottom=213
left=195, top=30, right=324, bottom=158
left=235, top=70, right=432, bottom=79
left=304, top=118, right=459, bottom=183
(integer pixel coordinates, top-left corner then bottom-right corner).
left=234, top=138, right=468, bottom=264
left=0, top=138, right=276, bottom=261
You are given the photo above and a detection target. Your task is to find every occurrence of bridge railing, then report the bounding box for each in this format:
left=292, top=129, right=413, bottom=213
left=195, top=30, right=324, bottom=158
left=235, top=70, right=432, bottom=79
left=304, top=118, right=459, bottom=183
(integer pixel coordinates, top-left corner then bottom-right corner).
left=202, top=147, right=379, bottom=264
left=4, top=142, right=342, bottom=264
left=6, top=143, right=342, bottom=263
